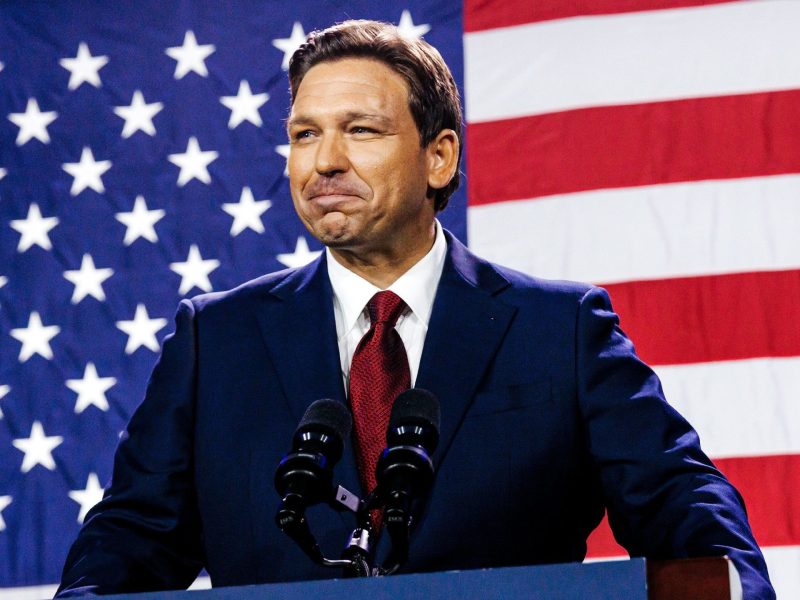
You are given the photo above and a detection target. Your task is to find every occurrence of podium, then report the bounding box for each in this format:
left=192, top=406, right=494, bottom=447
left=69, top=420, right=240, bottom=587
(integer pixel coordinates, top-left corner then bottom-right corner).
left=101, top=557, right=741, bottom=600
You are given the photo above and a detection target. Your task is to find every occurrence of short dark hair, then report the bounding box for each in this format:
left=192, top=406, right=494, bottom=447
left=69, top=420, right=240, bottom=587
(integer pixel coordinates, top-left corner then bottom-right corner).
left=288, top=19, right=463, bottom=212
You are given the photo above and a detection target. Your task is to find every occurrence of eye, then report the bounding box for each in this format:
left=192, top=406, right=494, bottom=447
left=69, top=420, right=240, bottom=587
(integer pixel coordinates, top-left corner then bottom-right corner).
left=291, top=129, right=315, bottom=143
left=350, top=126, right=378, bottom=136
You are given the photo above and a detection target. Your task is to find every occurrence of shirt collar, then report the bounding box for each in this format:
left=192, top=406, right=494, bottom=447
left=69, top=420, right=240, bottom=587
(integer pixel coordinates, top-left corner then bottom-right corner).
left=327, top=220, right=447, bottom=336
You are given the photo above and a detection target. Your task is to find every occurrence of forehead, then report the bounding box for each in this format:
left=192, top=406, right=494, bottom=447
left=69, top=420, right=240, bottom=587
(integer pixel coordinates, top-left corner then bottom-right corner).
left=290, top=58, right=411, bottom=120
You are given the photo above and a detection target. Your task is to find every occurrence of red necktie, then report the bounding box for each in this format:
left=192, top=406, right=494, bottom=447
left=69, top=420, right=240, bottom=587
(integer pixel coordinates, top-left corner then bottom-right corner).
left=349, top=291, right=411, bottom=500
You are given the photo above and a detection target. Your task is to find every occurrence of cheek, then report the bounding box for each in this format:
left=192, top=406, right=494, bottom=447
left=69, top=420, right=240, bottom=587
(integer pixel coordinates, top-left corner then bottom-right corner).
left=287, top=146, right=315, bottom=181
left=288, top=181, right=304, bottom=212
left=351, top=146, right=420, bottom=190
left=390, top=153, right=430, bottom=197
left=287, top=159, right=300, bottom=183
left=288, top=155, right=314, bottom=209
left=349, top=145, right=387, bottom=175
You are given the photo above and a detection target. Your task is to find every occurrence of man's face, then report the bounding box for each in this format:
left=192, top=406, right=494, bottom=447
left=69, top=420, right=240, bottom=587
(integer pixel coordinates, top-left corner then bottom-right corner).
left=287, top=58, right=435, bottom=259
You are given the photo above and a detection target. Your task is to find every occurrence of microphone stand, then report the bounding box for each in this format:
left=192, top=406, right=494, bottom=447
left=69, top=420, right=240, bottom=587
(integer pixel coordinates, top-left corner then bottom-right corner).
left=339, top=485, right=416, bottom=577
left=275, top=493, right=353, bottom=569
left=277, top=478, right=423, bottom=577
left=341, top=522, right=376, bottom=576
left=277, top=486, right=382, bottom=576
left=340, top=488, right=382, bottom=577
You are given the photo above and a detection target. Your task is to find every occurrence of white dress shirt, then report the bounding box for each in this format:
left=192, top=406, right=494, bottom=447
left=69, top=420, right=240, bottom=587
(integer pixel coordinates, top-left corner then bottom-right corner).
left=327, top=221, right=447, bottom=390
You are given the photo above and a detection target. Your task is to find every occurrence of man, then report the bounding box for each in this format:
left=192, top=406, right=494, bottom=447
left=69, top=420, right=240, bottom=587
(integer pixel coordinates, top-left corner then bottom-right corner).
left=57, top=20, right=774, bottom=598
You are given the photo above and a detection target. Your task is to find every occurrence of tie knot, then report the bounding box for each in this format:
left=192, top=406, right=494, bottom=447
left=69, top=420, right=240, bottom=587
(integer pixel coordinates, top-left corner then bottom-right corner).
left=367, top=291, right=406, bottom=326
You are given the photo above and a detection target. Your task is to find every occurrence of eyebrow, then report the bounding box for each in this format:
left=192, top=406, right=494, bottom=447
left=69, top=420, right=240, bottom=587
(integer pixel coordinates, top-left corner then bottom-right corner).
left=286, top=111, right=393, bottom=130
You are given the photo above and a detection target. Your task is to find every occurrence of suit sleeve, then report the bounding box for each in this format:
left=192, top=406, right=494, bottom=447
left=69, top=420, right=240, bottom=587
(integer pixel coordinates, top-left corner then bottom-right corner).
left=575, top=286, right=774, bottom=600
left=56, top=299, right=204, bottom=596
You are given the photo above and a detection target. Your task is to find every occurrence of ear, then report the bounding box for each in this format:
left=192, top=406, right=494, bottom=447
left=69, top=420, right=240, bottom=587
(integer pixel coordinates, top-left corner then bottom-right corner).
left=426, top=129, right=459, bottom=192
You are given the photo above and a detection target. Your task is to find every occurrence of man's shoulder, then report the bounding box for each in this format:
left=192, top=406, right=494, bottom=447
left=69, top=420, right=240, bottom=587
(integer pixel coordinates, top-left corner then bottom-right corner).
left=186, top=262, right=319, bottom=316
left=454, top=243, right=595, bottom=309
left=451, top=247, right=607, bottom=339
left=445, top=229, right=594, bottom=302
left=493, top=261, right=593, bottom=299
left=488, top=261, right=604, bottom=325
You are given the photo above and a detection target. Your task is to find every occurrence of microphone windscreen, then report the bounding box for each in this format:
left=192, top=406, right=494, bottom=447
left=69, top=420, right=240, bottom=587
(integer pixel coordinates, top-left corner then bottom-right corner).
left=389, top=388, right=440, bottom=433
left=297, top=398, right=352, bottom=441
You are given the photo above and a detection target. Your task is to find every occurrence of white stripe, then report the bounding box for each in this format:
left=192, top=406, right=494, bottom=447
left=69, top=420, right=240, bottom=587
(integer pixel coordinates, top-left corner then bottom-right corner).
left=188, top=575, right=212, bottom=589
left=655, top=357, right=800, bottom=459
left=467, top=174, right=800, bottom=284
left=729, top=559, right=743, bottom=600
left=762, top=545, right=800, bottom=600
left=464, top=0, right=800, bottom=122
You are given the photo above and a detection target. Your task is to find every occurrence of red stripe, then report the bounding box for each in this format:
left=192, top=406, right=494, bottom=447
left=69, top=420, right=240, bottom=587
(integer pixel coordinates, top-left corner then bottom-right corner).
left=467, top=90, right=800, bottom=206
left=465, top=0, right=740, bottom=32
left=586, top=516, right=624, bottom=558
left=586, top=453, right=800, bottom=556
left=601, top=270, right=800, bottom=366
left=716, top=454, right=800, bottom=549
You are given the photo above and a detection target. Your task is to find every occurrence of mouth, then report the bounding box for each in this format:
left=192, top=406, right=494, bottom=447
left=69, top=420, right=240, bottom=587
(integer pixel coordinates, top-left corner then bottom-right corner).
left=307, top=193, right=361, bottom=211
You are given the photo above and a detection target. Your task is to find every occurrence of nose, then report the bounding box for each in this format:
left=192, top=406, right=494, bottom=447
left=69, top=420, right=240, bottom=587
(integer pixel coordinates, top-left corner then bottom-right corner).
left=315, top=131, right=349, bottom=175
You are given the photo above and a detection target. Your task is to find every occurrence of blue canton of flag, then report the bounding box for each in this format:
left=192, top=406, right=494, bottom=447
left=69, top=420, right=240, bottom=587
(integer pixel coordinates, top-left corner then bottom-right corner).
left=0, top=1, right=465, bottom=590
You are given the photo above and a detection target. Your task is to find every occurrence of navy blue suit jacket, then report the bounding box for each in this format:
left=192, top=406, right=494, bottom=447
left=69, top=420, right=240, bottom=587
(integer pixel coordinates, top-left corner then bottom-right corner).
left=58, top=232, right=774, bottom=598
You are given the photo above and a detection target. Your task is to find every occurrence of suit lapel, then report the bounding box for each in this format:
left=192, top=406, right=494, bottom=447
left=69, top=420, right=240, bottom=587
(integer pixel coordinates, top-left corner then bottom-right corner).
left=255, top=254, right=346, bottom=420
left=417, top=234, right=517, bottom=465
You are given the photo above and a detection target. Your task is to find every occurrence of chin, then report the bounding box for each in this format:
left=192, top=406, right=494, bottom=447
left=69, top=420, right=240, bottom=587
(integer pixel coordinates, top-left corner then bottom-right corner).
left=313, top=226, right=353, bottom=248
left=311, top=215, right=359, bottom=247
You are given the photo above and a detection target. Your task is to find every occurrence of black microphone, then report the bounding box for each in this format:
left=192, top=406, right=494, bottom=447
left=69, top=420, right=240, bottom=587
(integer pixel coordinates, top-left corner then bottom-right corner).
left=384, top=388, right=440, bottom=455
left=274, top=399, right=352, bottom=565
left=375, top=388, right=440, bottom=572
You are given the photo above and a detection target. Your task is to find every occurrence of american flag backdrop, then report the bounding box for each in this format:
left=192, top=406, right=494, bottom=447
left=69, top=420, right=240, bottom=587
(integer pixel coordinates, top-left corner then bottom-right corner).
left=0, top=0, right=796, bottom=597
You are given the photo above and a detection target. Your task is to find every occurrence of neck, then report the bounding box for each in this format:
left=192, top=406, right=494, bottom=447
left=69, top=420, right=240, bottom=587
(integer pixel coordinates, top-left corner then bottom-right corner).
left=329, top=222, right=436, bottom=288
